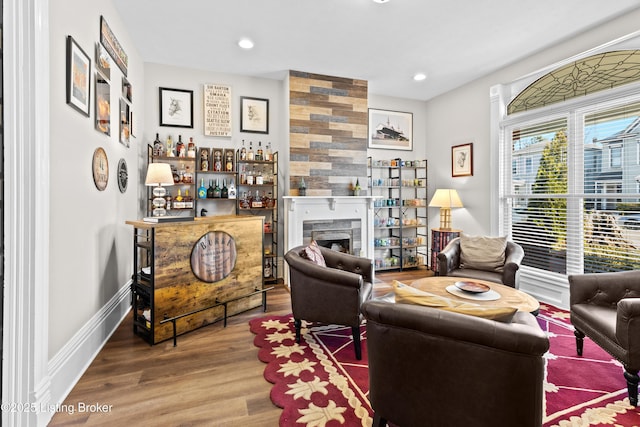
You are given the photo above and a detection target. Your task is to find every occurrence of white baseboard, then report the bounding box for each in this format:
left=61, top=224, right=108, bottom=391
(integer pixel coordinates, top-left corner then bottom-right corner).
left=44, top=281, right=131, bottom=424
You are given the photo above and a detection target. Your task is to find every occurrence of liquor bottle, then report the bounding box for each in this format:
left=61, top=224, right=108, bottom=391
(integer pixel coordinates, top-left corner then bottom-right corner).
left=187, top=137, right=196, bottom=158
left=213, top=179, right=222, bottom=198
left=184, top=190, right=194, bottom=209
left=176, top=135, right=185, bottom=157
left=153, top=133, right=165, bottom=156
left=299, top=177, right=307, bottom=196
left=240, top=140, right=247, bottom=160
left=264, top=259, right=272, bottom=278
left=227, top=178, right=237, bottom=199
left=174, top=189, right=184, bottom=209
left=207, top=179, right=215, bottom=198
left=239, top=164, right=246, bottom=185
left=183, top=165, right=193, bottom=184
left=266, top=142, right=273, bottom=161
left=225, top=150, right=234, bottom=172
left=239, top=191, right=250, bottom=209
left=247, top=141, right=255, bottom=160
left=256, top=141, right=264, bottom=161
left=256, top=167, right=264, bottom=185
left=166, top=135, right=174, bottom=157
left=198, top=178, right=207, bottom=199
left=246, top=166, right=254, bottom=185
left=221, top=178, right=229, bottom=198
left=213, top=149, right=222, bottom=171
left=251, top=190, right=263, bottom=208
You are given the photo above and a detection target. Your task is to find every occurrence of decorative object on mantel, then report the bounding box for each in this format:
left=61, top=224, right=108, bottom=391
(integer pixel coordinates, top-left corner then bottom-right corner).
left=353, top=178, right=361, bottom=196
left=66, top=35, right=91, bottom=117
left=452, top=142, right=473, bottom=177
left=429, top=188, right=463, bottom=230
left=368, top=108, right=413, bottom=151
left=298, top=177, right=306, bottom=196
left=145, top=162, right=174, bottom=217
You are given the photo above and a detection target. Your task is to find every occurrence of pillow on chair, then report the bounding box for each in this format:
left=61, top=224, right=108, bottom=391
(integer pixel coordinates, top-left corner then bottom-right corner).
left=460, top=234, right=507, bottom=273
left=299, top=240, right=327, bottom=267
left=392, top=280, right=517, bottom=322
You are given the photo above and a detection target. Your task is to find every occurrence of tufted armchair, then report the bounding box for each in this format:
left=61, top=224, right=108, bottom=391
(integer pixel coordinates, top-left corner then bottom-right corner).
left=437, top=237, right=524, bottom=288
left=284, top=245, right=373, bottom=360
left=569, top=270, right=640, bottom=406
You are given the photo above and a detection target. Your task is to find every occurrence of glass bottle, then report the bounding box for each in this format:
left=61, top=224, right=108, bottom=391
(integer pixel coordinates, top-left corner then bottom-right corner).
left=174, top=189, right=184, bottom=209
left=251, top=190, right=263, bottom=208
left=247, top=141, right=255, bottom=160
left=256, top=166, right=264, bottom=185
left=198, top=178, right=207, bottom=199
left=246, top=165, right=254, bottom=185
left=221, top=178, right=229, bottom=198
left=207, top=179, right=215, bottom=198
left=176, top=135, right=185, bottom=157
left=266, top=142, right=273, bottom=161
left=187, top=137, right=196, bottom=158
left=166, top=135, right=174, bottom=157
left=240, top=139, right=247, bottom=160
left=213, top=179, right=222, bottom=198
left=184, top=190, right=193, bottom=209
left=153, top=133, right=165, bottom=156
left=227, top=178, right=237, bottom=199
left=256, top=141, right=264, bottom=161
left=264, top=259, right=272, bottom=278
left=240, top=191, right=250, bottom=209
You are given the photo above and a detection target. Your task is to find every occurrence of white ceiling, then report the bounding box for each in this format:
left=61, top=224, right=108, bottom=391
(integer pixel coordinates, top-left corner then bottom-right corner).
left=113, top=0, right=640, bottom=101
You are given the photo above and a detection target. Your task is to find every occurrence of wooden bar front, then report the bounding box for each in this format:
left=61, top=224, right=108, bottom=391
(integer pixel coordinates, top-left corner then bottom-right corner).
left=127, top=215, right=264, bottom=343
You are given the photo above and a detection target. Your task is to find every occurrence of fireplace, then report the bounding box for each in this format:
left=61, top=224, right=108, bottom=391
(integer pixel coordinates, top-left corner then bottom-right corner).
left=311, top=227, right=355, bottom=254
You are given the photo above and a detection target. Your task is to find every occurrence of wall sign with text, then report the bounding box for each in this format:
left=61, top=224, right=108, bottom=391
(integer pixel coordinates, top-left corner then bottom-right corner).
left=203, top=84, right=232, bottom=137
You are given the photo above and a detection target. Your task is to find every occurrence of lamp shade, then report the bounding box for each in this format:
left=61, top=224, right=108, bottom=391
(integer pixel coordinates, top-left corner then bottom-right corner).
left=145, top=163, right=174, bottom=187
left=428, top=189, right=463, bottom=208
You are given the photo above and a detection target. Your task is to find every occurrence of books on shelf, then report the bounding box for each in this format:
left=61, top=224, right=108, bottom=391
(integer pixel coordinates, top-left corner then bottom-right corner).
left=143, top=216, right=195, bottom=223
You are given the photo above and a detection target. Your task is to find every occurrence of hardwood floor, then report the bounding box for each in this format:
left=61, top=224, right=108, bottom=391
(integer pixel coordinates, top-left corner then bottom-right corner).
left=47, top=268, right=430, bottom=426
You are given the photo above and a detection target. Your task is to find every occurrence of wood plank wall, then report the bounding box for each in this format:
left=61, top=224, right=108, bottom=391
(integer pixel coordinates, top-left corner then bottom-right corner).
left=289, top=70, right=368, bottom=196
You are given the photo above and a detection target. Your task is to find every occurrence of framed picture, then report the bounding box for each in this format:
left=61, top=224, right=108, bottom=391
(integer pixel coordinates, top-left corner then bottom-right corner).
left=119, top=98, right=130, bottom=147
left=122, top=76, right=132, bottom=103
left=95, top=74, right=110, bottom=136
left=66, top=36, right=91, bottom=117
left=95, top=42, right=111, bottom=81
left=204, top=84, right=232, bottom=137
left=368, top=108, right=413, bottom=151
left=100, top=16, right=127, bottom=76
left=240, top=96, right=269, bottom=134
left=159, top=87, right=194, bottom=128
left=452, top=143, right=473, bottom=177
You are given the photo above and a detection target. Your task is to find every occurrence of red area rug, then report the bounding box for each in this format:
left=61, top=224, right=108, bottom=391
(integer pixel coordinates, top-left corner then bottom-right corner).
left=250, top=303, right=640, bottom=427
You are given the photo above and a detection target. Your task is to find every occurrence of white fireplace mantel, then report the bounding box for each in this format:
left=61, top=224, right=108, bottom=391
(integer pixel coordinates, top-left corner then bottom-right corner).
left=283, top=196, right=380, bottom=260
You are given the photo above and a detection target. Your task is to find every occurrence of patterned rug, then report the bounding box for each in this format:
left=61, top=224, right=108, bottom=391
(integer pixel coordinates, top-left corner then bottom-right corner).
left=250, top=303, right=640, bottom=427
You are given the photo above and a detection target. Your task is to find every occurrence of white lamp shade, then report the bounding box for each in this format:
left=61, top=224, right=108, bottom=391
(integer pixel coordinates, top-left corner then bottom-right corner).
left=145, top=163, right=174, bottom=187
left=429, top=189, right=463, bottom=208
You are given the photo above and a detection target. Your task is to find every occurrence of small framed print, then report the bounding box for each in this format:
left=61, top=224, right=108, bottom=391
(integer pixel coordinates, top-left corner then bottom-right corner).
left=119, top=98, right=130, bottom=147
left=122, top=76, right=132, bottom=103
left=240, top=96, right=269, bottom=134
left=95, top=74, right=110, bottom=136
left=95, top=42, right=111, bottom=81
left=452, top=143, right=473, bottom=177
left=159, top=87, right=194, bottom=128
left=66, top=36, right=91, bottom=117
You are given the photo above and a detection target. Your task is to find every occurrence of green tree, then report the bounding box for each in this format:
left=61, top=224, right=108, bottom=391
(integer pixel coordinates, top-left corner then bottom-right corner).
left=527, top=130, right=568, bottom=248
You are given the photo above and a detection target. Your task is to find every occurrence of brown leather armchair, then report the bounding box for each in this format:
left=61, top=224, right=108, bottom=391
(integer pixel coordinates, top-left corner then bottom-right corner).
left=569, top=270, right=640, bottom=406
left=284, top=245, right=373, bottom=360
left=437, top=237, right=524, bottom=288
left=362, top=299, right=549, bottom=427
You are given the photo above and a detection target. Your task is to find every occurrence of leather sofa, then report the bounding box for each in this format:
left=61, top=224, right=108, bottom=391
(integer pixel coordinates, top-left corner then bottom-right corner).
left=437, top=237, right=524, bottom=288
left=569, top=270, right=640, bottom=406
left=362, top=299, right=549, bottom=427
left=284, top=245, right=373, bottom=360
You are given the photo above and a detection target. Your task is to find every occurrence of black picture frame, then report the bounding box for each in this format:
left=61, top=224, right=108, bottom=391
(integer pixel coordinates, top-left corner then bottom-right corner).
left=368, top=108, right=413, bottom=151
left=159, top=87, right=194, bottom=128
left=95, top=73, right=110, bottom=136
left=66, top=36, right=91, bottom=117
left=240, top=96, right=269, bottom=134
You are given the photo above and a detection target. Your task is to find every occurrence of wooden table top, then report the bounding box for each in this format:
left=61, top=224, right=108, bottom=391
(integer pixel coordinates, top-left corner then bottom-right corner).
left=410, top=276, right=540, bottom=314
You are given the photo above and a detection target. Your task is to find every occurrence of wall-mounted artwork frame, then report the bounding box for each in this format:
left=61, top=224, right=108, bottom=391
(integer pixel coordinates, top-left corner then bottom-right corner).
left=122, top=76, right=132, bottom=103
left=100, top=15, right=127, bottom=76
left=452, top=142, right=473, bottom=177
left=204, top=84, right=232, bottom=137
left=95, top=74, right=110, bottom=136
left=119, top=98, right=130, bottom=147
left=66, top=36, right=91, bottom=117
left=368, top=108, right=413, bottom=151
left=240, top=96, right=269, bottom=134
left=95, top=42, right=111, bottom=81
left=159, top=87, right=194, bottom=128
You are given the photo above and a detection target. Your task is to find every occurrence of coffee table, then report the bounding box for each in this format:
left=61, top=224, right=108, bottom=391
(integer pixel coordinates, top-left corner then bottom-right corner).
left=410, top=276, right=540, bottom=314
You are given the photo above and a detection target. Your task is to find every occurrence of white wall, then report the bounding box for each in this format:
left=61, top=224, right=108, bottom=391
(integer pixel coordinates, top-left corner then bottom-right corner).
left=424, top=9, right=640, bottom=237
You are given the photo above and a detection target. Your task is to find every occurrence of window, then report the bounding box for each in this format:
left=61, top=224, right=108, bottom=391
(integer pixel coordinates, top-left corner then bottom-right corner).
left=609, top=145, right=622, bottom=168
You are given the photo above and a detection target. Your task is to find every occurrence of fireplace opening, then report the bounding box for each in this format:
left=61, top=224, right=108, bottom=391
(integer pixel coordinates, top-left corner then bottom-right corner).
left=312, top=229, right=353, bottom=254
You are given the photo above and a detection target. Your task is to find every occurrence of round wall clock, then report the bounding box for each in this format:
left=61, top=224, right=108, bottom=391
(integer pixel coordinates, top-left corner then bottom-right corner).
left=92, top=147, right=109, bottom=191
left=190, top=231, right=237, bottom=283
left=117, top=158, right=128, bottom=193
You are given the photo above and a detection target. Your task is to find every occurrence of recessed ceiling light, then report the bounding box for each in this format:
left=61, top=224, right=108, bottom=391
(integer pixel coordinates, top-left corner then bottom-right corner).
left=373, top=0, right=390, bottom=3
left=413, top=73, right=427, bottom=81
left=238, top=38, right=254, bottom=49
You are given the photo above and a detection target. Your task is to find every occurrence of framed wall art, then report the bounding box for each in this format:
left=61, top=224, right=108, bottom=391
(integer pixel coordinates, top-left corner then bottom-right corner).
left=452, top=142, right=473, bottom=177
left=119, top=98, right=130, bottom=147
left=95, top=42, right=111, bottom=81
left=159, top=87, right=194, bottom=128
left=368, top=108, right=413, bottom=151
left=100, top=15, right=127, bottom=76
left=204, top=84, right=232, bottom=137
left=66, top=36, right=91, bottom=117
left=95, top=74, right=110, bottom=136
left=240, top=96, right=269, bottom=134
left=122, top=76, right=132, bottom=103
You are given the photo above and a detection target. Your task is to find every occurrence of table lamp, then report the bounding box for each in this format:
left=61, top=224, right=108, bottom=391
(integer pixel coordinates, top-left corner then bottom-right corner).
left=145, top=163, right=174, bottom=217
left=429, top=189, right=463, bottom=230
